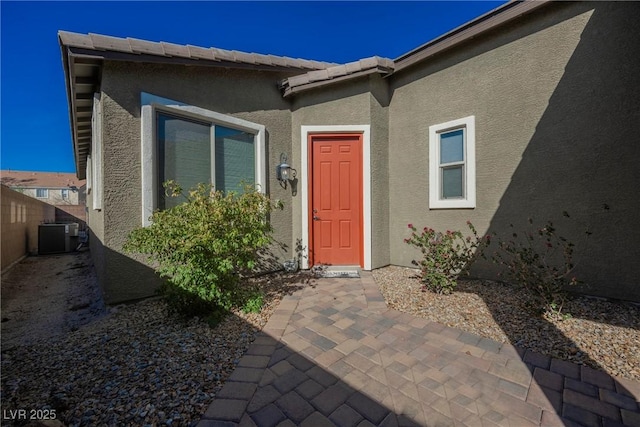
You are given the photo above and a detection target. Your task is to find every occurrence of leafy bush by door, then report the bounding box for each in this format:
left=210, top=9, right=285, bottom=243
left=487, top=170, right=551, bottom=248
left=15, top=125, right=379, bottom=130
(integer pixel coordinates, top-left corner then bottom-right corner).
left=125, top=181, right=282, bottom=316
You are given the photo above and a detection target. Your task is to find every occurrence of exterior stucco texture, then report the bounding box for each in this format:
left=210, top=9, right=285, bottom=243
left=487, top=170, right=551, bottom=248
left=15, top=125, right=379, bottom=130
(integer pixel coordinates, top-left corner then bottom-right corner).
left=291, top=75, right=390, bottom=270
left=388, top=2, right=640, bottom=301
left=97, top=63, right=299, bottom=303
left=86, top=1, right=639, bottom=303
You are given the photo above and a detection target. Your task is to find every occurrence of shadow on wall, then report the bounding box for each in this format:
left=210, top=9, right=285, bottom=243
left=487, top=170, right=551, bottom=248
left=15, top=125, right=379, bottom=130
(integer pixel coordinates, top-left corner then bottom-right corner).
left=0, top=185, right=56, bottom=270
left=96, top=246, right=165, bottom=304
left=55, top=206, right=87, bottom=229
left=92, top=235, right=293, bottom=305
left=462, top=3, right=640, bottom=425
left=470, top=1, right=640, bottom=302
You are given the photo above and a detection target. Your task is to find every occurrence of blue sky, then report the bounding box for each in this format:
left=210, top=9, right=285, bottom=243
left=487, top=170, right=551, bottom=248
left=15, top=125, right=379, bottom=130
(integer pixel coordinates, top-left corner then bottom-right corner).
left=1, top=1, right=504, bottom=174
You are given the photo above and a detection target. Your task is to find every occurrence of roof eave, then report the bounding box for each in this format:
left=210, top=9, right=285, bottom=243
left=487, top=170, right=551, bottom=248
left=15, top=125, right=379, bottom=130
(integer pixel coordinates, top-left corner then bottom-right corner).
left=60, top=40, right=85, bottom=180
left=66, top=46, right=329, bottom=73
left=281, top=66, right=393, bottom=98
left=394, top=0, right=552, bottom=73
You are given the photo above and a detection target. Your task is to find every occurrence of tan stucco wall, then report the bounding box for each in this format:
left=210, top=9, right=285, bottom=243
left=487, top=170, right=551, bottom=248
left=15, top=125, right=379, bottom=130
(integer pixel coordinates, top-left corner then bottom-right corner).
left=15, top=188, right=80, bottom=205
left=84, top=159, right=106, bottom=301
left=97, top=62, right=299, bottom=303
left=291, top=75, right=391, bottom=269
left=388, top=2, right=640, bottom=301
left=1, top=185, right=55, bottom=271
left=82, top=1, right=639, bottom=303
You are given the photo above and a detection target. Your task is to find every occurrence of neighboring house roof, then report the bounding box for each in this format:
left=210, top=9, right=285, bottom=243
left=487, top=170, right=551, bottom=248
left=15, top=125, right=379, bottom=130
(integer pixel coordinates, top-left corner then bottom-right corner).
left=58, top=31, right=338, bottom=179
left=0, top=170, right=85, bottom=190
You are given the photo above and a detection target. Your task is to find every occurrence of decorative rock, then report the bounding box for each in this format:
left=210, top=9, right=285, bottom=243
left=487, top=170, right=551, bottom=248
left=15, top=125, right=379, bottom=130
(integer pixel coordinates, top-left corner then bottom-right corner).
left=374, top=266, right=640, bottom=382
left=1, top=270, right=316, bottom=426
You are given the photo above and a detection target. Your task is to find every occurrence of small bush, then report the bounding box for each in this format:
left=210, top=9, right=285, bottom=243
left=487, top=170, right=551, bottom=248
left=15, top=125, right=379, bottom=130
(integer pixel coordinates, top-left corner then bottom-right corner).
left=157, top=281, right=220, bottom=318
left=404, top=221, right=486, bottom=294
left=124, top=181, right=281, bottom=316
left=489, top=214, right=581, bottom=315
left=242, top=292, right=264, bottom=314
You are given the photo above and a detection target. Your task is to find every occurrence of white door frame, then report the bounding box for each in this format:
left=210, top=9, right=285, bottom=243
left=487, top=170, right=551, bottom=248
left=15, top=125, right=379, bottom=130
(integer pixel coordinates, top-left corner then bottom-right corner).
left=300, top=125, right=371, bottom=270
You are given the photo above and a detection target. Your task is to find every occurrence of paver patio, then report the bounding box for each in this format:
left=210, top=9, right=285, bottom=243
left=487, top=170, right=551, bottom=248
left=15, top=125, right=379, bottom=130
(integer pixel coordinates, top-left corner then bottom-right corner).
left=198, top=273, right=640, bottom=426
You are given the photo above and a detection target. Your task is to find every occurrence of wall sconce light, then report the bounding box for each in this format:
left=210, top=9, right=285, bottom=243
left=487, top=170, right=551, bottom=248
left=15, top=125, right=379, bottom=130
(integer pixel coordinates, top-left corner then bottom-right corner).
left=276, top=153, right=297, bottom=189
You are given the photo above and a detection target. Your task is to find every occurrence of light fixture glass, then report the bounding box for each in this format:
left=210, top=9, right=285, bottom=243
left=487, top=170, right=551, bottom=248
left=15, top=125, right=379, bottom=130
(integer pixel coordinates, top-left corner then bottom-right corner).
left=276, top=153, right=296, bottom=189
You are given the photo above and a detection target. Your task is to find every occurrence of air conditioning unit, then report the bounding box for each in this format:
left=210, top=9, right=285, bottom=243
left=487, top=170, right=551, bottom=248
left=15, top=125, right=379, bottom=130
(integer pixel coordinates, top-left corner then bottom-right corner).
left=38, top=224, right=72, bottom=254
left=68, top=222, right=79, bottom=237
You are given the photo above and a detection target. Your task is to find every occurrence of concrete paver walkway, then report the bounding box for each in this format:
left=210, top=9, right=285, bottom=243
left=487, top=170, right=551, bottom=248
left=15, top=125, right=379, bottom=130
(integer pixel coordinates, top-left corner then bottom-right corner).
left=198, top=274, right=640, bottom=426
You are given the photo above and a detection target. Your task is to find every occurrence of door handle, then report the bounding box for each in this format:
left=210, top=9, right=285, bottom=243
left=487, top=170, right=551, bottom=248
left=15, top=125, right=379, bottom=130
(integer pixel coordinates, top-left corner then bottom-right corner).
left=313, top=215, right=320, bottom=221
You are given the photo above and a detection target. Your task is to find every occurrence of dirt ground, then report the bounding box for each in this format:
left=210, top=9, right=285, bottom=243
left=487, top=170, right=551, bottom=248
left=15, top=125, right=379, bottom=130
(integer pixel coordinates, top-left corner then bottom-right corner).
left=1, top=249, right=105, bottom=350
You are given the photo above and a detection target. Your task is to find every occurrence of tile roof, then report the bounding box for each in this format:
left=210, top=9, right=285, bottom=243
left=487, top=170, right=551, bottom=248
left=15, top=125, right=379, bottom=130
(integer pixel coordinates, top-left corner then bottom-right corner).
left=60, top=1, right=551, bottom=175
left=0, top=170, right=85, bottom=189
left=280, top=56, right=395, bottom=97
left=59, top=31, right=338, bottom=178
left=58, top=31, right=337, bottom=71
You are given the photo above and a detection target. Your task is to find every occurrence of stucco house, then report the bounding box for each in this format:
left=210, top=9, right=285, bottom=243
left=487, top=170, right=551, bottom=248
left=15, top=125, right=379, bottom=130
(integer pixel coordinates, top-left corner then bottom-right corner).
left=59, top=0, right=640, bottom=304
left=0, top=170, right=86, bottom=224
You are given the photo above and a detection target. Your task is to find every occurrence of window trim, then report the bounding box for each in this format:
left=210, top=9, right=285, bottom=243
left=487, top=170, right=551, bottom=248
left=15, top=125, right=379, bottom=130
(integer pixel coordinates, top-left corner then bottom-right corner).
left=36, top=188, right=49, bottom=198
left=61, top=188, right=70, bottom=200
left=141, top=101, right=266, bottom=226
left=429, top=115, right=476, bottom=209
left=91, top=92, right=103, bottom=210
left=86, top=155, right=92, bottom=193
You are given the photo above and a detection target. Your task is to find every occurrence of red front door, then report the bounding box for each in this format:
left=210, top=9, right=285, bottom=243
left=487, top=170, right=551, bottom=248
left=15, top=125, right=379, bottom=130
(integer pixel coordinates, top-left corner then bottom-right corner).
left=309, top=133, right=363, bottom=266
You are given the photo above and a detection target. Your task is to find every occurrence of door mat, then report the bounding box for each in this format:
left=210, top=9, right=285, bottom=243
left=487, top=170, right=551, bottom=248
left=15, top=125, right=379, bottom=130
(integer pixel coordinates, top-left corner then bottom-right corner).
left=316, top=270, right=360, bottom=278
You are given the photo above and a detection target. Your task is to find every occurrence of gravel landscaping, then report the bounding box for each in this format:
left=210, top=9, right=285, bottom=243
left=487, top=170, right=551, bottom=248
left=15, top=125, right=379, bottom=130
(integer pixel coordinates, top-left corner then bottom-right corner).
left=3, top=254, right=638, bottom=426
left=1, top=257, right=315, bottom=427
left=373, top=265, right=640, bottom=382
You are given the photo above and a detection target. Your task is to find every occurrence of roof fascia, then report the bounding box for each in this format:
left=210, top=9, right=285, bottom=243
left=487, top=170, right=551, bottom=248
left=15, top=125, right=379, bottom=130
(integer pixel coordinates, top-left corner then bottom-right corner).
left=66, top=46, right=323, bottom=73
left=282, top=66, right=393, bottom=98
left=394, top=0, right=552, bottom=73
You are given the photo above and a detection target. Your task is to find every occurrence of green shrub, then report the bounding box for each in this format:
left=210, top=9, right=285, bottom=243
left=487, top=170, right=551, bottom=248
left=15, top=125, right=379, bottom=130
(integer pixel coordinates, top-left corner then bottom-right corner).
left=124, top=181, right=281, bottom=316
left=404, top=221, right=485, bottom=294
left=242, top=292, right=265, bottom=314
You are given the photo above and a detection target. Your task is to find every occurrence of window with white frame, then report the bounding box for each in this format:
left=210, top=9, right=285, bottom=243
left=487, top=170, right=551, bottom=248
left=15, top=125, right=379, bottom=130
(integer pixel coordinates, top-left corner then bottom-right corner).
left=36, top=188, right=49, bottom=198
left=61, top=188, right=69, bottom=200
left=429, top=115, right=476, bottom=209
left=141, top=101, right=265, bottom=225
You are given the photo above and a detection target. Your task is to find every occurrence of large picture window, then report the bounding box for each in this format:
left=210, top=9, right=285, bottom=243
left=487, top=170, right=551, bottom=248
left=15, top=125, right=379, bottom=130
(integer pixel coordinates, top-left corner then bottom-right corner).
left=141, top=100, right=265, bottom=225
left=429, top=116, right=476, bottom=209
left=156, top=113, right=257, bottom=209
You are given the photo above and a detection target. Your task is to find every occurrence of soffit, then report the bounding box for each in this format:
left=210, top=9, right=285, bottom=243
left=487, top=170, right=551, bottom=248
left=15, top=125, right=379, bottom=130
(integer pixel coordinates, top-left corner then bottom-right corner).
left=59, top=31, right=337, bottom=178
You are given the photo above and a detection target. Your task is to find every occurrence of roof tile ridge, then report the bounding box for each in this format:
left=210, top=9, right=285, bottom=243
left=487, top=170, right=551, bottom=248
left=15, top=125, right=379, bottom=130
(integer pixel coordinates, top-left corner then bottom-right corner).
left=60, top=31, right=337, bottom=70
